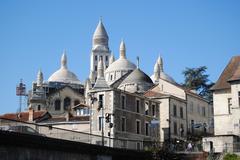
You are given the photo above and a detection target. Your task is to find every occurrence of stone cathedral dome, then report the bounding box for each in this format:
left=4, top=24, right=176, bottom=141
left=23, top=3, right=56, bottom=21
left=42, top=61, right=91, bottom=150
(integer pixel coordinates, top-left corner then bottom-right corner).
left=119, top=68, right=154, bottom=93
left=48, top=52, right=81, bottom=84
left=105, top=40, right=136, bottom=84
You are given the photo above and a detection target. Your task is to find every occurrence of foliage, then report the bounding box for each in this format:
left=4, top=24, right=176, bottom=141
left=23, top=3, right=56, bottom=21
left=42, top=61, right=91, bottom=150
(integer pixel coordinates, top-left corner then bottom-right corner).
left=224, top=153, right=240, bottom=160
left=182, top=66, right=214, bottom=101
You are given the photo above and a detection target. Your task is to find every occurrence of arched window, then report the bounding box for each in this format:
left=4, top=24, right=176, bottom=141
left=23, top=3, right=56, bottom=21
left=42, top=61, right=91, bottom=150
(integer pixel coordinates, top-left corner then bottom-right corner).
left=54, top=99, right=61, bottom=111
left=74, top=100, right=80, bottom=106
left=64, top=97, right=71, bottom=110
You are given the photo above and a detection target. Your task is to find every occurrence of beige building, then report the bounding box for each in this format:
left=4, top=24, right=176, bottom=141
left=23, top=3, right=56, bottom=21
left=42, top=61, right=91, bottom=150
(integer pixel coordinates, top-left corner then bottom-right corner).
left=86, top=41, right=160, bottom=149
left=146, top=56, right=213, bottom=143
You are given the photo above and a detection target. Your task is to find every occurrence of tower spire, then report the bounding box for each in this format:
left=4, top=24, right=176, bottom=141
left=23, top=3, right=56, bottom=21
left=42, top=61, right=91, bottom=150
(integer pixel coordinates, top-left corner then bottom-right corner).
left=37, top=69, right=43, bottom=86
left=137, top=56, right=139, bottom=69
left=120, top=40, right=126, bottom=59
left=154, top=60, right=160, bottom=82
left=93, top=19, right=109, bottom=47
left=157, top=54, right=163, bottom=72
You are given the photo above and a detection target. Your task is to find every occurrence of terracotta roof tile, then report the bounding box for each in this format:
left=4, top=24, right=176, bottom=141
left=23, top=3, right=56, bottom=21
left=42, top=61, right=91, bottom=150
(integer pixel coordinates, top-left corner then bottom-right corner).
left=144, top=90, right=168, bottom=98
left=211, top=56, right=240, bottom=91
left=0, top=111, right=46, bottom=122
left=228, top=63, right=240, bottom=82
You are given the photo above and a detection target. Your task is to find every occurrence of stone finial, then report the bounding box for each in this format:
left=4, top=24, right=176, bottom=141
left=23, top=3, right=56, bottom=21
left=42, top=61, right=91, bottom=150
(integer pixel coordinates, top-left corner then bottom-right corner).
left=37, top=69, right=43, bottom=87
left=61, top=50, right=67, bottom=69
left=157, top=55, right=163, bottom=72
left=120, top=40, right=126, bottom=59
left=109, top=53, right=115, bottom=64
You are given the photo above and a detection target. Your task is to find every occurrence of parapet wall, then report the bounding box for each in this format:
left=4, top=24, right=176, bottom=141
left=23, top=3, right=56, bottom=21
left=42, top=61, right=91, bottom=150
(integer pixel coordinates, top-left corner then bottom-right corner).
left=0, top=131, right=151, bottom=160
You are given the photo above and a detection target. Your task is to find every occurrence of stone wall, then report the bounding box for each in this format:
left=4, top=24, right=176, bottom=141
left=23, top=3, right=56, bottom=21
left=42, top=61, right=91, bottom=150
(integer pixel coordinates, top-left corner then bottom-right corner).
left=0, top=131, right=151, bottom=160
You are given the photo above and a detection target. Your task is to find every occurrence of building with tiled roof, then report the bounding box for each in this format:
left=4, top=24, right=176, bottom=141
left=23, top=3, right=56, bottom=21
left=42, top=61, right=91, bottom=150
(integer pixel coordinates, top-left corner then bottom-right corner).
left=203, top=56, right=240, bottom=153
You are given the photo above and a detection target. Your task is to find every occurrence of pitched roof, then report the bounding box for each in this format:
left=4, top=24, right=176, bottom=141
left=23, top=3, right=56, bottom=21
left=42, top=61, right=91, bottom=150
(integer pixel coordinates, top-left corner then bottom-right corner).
left=41, top=116, right=89, bottom=123
left=144, top=90, right=168, bottom=98
left=228, top=63, right=240, bottom=82
left=0, top=111, right=47, bottom=122
left=211, top=56, right=240, bottom=91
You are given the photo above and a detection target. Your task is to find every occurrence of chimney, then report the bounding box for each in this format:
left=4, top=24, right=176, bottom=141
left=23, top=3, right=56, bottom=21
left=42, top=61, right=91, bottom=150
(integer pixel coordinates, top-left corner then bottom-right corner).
left=29, top=106, right=34, bottom=122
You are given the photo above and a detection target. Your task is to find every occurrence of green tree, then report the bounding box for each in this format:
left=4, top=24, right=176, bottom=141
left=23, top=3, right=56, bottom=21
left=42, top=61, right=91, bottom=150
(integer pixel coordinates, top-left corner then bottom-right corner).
left=182, top=66, right=214, bottom=101
left=224, top=153, right=240, bottom=160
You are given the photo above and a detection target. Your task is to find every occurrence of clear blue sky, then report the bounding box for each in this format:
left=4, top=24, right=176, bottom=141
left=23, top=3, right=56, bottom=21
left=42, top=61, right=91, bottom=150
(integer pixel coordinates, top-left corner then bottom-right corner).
left=0, top=0, right=240, bottom=114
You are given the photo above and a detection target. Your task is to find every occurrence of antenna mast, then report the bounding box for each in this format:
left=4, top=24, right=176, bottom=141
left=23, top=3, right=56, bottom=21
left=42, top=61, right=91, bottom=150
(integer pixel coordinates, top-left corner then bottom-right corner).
left=16, top=79, right=26, bottom=113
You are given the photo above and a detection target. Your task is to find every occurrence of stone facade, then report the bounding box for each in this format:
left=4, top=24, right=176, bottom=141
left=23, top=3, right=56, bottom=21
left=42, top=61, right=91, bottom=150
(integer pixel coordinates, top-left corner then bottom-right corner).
left=145, top=77, right=213, bottom=142
left=88, top=89, right=160, bottom=149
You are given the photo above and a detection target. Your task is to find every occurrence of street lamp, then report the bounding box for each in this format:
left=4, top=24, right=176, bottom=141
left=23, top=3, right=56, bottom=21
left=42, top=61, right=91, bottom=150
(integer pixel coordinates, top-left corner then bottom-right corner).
left=98, top=99, right=104, bottom=146
left=88, top=93, right=97, bottom=144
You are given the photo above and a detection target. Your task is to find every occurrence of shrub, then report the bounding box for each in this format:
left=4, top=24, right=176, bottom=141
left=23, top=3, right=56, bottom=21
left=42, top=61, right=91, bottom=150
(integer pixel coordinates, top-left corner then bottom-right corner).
left=224, top=153, right=240, bottom=160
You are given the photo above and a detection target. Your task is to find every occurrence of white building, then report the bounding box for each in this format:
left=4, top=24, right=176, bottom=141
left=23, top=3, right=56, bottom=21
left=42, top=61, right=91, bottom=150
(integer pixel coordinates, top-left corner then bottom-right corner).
left=203, top=56, right=240, bottom=153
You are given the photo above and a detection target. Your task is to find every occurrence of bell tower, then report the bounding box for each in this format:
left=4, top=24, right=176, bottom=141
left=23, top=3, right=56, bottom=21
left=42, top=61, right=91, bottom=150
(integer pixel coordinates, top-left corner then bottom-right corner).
left=89, top=19, right=111, bottom=86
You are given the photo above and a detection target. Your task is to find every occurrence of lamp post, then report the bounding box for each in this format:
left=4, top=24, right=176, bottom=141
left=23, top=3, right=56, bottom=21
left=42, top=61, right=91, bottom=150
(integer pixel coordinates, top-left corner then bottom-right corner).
left=88, top=93, right=97, bottom=144
left=98, top=98, right=104, bottom=146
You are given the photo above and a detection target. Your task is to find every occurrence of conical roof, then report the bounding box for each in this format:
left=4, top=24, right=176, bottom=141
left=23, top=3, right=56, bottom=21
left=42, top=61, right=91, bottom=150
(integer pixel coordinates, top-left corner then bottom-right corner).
left=93, top=57, right=109, bottom=89
left=93, top=20, right=109, bottom=47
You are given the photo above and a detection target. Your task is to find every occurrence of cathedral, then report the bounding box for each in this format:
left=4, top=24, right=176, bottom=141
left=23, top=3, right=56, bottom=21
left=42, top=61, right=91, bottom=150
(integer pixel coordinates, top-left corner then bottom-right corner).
left=0, top=20, right=213, bottom=150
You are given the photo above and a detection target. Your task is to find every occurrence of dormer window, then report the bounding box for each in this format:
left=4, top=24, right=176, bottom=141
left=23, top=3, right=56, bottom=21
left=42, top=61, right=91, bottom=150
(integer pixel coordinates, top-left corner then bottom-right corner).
left=76, top=107, right=90, bottom=116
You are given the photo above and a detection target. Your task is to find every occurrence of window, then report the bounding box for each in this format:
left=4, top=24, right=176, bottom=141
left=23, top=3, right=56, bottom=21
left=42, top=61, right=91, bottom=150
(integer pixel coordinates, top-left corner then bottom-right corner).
left=136, top=142, right=141, bottom=150
left=110, top=75, right=113, bottom=81
left=78, top=108, right=90, bottom=116
left=191, top=120, right=194, bottom=133
left=121, top=95, right=125, bottom=109
left=64, top=97, right=71, bottom=110
left=152, top=104, right=156, bottom=116
left=37, top=105, right=41, bottom=111
left=180, top=107, right=183, bottom=118
left=98, top=94, right=104, bottom=109
left=174, top=122, right=177, bottom=135
left=95, top=65, right=97, bottom=71
left=100, top=56, right=103, bottom=61
left=55, top=99, right=61, bottom=111
left=173, top=105, right=177, bottom=116
left=228, top=98, right=232, bottom=114
left=77, top=109, right=80, bottom=116
left=145, top=102, right=149, bottom=115
left=136, top=120, right=141, bottom=134
left=95, top=55, right=98, bottom=61
left=202, top=107, right=206, bottom=117
left=136, top=99, right=140, bottom=113
left=145, top=122, right=149, bottom=136
left=121, top=117, right=126, bottom=132
left=99, top=117, right=104, bottom=131
left=105, top=56, right=108, bottom=61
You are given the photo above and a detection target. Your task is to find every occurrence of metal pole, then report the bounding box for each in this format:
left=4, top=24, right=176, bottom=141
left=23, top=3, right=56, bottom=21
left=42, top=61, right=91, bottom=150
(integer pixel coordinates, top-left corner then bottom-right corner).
left=19, top=95, right=22, bottom=112
left=90, top=101, right=92, bottom=144
left=102, top=106, right=104, bottom=146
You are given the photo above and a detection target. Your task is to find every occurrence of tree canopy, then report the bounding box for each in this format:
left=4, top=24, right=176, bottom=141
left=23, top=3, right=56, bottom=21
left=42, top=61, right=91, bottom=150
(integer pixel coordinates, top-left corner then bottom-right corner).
left=182, top=66, right=214, bottom=101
